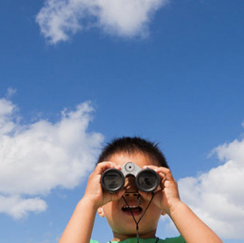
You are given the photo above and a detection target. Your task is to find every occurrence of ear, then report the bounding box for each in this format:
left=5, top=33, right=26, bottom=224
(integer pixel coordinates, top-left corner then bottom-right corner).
left=97, top=207, right=105, bottom=217
left=161, top=210, right=166, bottom=216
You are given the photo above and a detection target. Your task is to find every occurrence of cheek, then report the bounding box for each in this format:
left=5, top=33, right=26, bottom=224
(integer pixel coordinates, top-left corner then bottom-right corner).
left=146, top=206, right=162, bottom=221
left=102, top=203, right=111, bottom=217
left=103, top=202, right=119, bottom=219
left=102, top=203, right=123, bottom=231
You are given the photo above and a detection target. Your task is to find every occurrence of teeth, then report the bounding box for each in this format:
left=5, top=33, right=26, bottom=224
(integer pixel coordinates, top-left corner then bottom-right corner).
left=122, top=205, right=142, bottom=212
left=124, top=206, right=137, bottom=209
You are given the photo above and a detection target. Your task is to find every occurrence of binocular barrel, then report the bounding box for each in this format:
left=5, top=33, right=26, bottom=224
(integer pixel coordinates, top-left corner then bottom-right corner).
left=101, top=162, right=160, bottom=193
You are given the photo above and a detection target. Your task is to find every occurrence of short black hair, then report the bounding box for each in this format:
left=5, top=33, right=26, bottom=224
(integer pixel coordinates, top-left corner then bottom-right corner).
left=97, top=136, right=169, bottom=168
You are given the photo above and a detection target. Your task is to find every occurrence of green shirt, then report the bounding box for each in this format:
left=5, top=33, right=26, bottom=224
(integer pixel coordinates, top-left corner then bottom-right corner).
left=90, top=235, right=185, bottom=243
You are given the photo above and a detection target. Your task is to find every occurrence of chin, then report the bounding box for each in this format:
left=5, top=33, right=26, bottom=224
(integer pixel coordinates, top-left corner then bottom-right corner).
left=112, top=225, right=156, bottom=237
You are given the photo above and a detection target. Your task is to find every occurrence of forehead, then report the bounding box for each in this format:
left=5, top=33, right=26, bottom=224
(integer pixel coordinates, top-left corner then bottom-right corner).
left=108, top=152, right=158, bottom=168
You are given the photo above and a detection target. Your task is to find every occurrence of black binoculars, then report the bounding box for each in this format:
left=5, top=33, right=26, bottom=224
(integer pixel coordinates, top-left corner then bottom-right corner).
left=101, top=162, right=160, bottom=193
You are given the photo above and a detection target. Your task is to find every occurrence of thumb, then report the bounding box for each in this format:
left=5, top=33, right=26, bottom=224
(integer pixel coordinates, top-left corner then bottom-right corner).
left=138, top=191, right=153, bottom=202
left=110, top=189, right=126, bottom=201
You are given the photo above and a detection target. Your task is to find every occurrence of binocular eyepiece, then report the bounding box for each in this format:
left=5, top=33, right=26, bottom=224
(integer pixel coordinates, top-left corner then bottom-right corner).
left=101, top=162, right=160, bottom=193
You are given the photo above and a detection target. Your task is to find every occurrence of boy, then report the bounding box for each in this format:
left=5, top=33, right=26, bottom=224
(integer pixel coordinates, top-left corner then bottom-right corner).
left=59, top=137, right=223, bottom=243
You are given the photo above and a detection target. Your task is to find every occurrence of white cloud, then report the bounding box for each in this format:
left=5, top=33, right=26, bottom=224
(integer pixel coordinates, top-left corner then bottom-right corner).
left=0, top=195, right=47, bottom=219
left=6, top=88, right=17, bottom=98
left=36, top=0, right=169, bottom=44
left=0, top=97, right=103, bottom=219
left=178, top=127, right=244, bottom=239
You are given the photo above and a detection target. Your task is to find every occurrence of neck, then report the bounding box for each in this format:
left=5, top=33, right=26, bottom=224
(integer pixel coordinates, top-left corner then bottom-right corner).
left=111, top=229, right=157, bottom=242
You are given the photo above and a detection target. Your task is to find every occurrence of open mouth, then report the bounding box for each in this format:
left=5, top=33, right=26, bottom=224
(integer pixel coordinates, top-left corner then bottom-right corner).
left=122, top=205, right=143, bottom=214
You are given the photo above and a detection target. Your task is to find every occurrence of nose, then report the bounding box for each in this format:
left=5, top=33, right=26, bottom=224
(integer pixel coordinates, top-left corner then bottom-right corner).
left=124, top=176, right=138, bottom=194
left=123, top=177, right=141, bottom=205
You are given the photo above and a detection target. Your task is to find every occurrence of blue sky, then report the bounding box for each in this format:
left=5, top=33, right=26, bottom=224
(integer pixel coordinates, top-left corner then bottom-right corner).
left=0, top=0, right=244, bottom=242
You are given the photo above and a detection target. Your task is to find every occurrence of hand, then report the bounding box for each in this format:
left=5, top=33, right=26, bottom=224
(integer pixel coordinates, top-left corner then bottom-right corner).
left=139, top=166, right=181, bottom=215
left=83, top=162, right=125, bottom=209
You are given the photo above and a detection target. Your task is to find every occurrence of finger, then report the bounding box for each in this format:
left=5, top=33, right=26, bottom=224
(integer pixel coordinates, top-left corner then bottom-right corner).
left=107, top=189, right=125, bottom=203
left=114, top=189, right=126, bottom=200
left=155, top=167, right=174, bottom=181
left=157, top=171, right=167, bottom=187
left=95, top=161, right=121, bottom=174
left=138, top=191, right=153, bottom=202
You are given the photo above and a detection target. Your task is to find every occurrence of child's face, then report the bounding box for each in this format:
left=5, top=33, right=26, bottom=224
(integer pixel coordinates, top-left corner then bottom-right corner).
left=99, top=151, right=163, bottom=238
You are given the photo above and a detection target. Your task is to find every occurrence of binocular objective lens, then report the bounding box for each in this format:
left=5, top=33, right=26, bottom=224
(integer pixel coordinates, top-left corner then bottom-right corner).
left=101, top=169, right=125, bottom=193
left=137, top=170, right=159, bottom=192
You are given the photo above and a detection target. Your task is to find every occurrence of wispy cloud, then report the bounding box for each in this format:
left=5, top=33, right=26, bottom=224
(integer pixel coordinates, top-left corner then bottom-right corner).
left=178, top=127, right=244, bottom=239
left=36, top=0, right=169, bottom=44
left=0, top=96, right=103, bottom=219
